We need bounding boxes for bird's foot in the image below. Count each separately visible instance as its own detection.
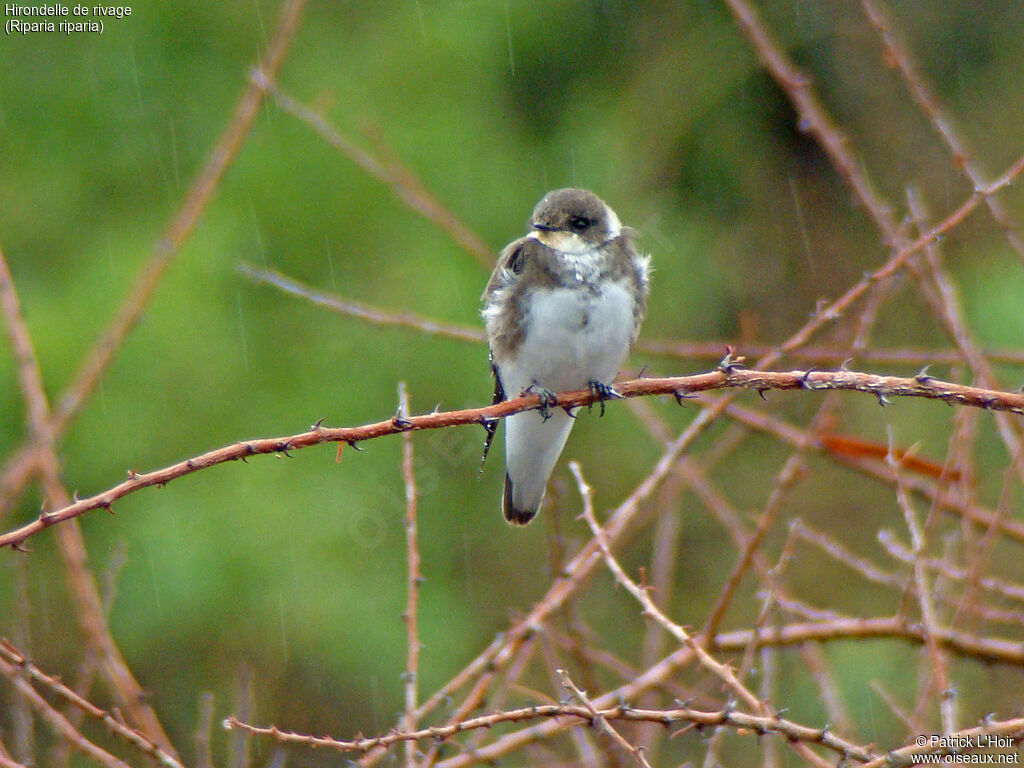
[524,384,559,421]
[588,380,622,417]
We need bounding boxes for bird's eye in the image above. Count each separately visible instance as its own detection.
[569,216,591,231]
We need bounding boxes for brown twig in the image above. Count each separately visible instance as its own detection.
[716,395,1024,546]
[0,0,310,519]
[0,653,134,768]
[374,389,730,767]
[557,668,652,768]
[878,531,1024,605]
[225,701,875,763]
[573,462,838,768]
[239,263,486,343]
[905,189,1024,474]
[0,745,27,768]
[241,259,1024,370]
[398,383,422,768]
[722,0,901,244]
[195,692,216,768]
[887,434,955,734]
[569,462,763,712]
[254,76,494,269]
[4,367,1024,551]
[859,0,1024,265]
[426,614,1024,767]
[0,641,184,768]
[1,245,179,754]
[0,243,52,445]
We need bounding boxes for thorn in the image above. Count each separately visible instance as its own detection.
[800,369,818,389]
[812,298,836,321]
[757,388,769,401]
[674,389,696,405]
[311,417,326,430]
[876,391,892,407]
[11,540,31,553]
[479,416,499,473]
[393,399,413,430]
[338,440,363,462]
[914,365,934,384]
[127,469,139,480]
[717,346,747,373]
[839,358,854,372]
[637,364,649,378]
[72,490,80,502]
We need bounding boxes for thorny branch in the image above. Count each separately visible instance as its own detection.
[398,382,422,768]
[0,641,184,768]
[224,707,1024,766]
[3,366,1023,550]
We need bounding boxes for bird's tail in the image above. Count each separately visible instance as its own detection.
[501,409,574,525]
[502,474,538,525]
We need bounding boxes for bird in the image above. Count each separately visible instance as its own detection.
[482,188,650,525]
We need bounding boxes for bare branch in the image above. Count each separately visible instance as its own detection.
[398,383,421,768]
[242,260,1024,369]
[0,0,310,519]
[4,367,1023,551]
[0,641,184,768]
[570,462,762,712]
[225,702,875,762]
[859,0,1024,265]
[0,652,134,768]
[239,263,486,343]
[557,669,652,768]
[1,246,180,754]
[887,435,955,734]
[253,78,494,269]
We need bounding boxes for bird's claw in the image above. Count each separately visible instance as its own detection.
[588,380,621,417]
[525,384,559,421]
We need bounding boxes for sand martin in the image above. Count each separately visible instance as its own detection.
[482,188,650,525]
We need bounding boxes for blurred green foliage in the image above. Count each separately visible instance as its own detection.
[2,0,1024,764]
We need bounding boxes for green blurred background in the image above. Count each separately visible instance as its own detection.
[2,0,1024,764]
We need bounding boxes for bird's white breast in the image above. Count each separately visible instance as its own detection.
[501,279,636,398]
